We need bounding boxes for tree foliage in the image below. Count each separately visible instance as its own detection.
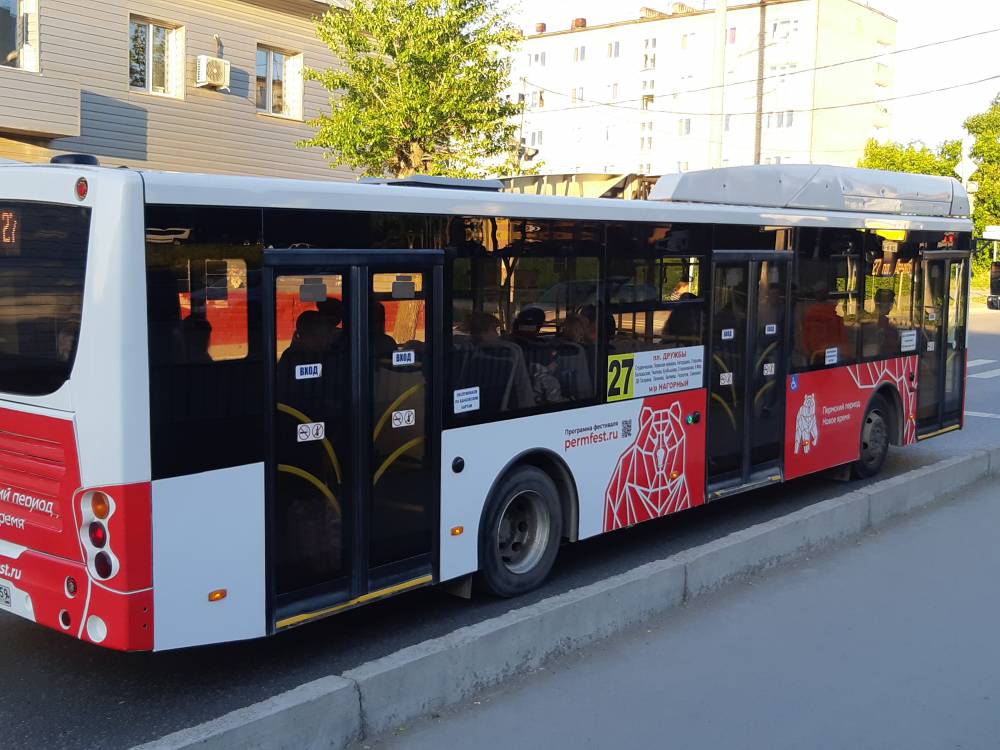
[302,0,522,178]
[965,95,1000,238]
[857,138,962,179]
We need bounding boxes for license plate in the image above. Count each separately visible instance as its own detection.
[0,584,9,609]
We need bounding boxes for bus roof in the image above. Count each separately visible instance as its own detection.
[0,161,974,234]
[650,165,971,220]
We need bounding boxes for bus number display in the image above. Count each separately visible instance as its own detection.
[0,210,19,254]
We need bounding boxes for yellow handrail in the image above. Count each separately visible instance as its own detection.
[277,464,342,516]
[373,437,425,485]
[373,383,425,440]
[277,402,343,484]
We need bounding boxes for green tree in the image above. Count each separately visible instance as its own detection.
[857,138,962,179]
[302,0,522,178]
[965,95,1000,237]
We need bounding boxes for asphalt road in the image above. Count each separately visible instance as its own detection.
[375,476,1000,750]
[2,311,999,750]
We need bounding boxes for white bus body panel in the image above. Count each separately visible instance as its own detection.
[152,463,266,650]
[439,398,693,582]
[0,166,150,486]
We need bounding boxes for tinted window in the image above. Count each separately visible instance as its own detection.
[792,228,861,371]
[145,205,264,479]
[450,217,601,421]
[861,231,918,360]
[0,202,90,396]
[607,223,708,353]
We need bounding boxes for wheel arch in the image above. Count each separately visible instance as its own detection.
[870,383,904,446]
[477,448,580,566]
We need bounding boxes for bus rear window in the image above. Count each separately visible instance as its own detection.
[0,202,91,396]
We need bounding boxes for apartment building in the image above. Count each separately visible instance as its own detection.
[510,0,896,175]
[0,0,351,179]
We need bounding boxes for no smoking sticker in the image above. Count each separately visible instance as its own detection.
[297,422,326,443]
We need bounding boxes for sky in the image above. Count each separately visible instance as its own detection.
[504,0,1000,160]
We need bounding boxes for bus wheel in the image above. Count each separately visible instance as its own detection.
[852,396,890,479]
[477,466,562,598]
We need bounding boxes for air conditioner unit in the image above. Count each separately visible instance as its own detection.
[196,55,231,89]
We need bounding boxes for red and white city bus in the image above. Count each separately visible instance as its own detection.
[0,159,972,650]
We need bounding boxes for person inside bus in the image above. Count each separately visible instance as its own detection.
[872,288,900,353]
[56,321,80,363]
[369,300,397,359]
[661,293,701,347]
[509,307,569,402]
[180,316,213,363]
[463,310,501,344]
[316,297,345,347]
[801,281,847,364]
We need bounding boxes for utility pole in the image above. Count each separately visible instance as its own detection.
[753,0,766,165]
[517,76,527,174]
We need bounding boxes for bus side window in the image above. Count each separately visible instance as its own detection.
[861,235,916,360]
[792,228,861,370]
[606,223,708,355]
[449,217,601,420]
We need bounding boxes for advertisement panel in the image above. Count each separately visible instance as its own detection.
[440,389,707,581]
[784,356,918,480]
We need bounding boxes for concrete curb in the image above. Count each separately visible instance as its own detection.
[133,448,1000,750]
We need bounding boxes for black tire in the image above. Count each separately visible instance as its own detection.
[477,465,562,598]
[852,395,891,479]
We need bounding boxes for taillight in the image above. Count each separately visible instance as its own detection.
[88,522,107,549]
[91,492,110,520]
[79,490,118,581]
[94,552,113,580]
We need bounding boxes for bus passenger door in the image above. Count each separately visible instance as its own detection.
[264,251,442,630]
[916,253,969,437]
[706,253,790,495]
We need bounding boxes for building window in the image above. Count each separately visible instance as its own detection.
[678,118,691,136]
[0,0,33,70]
[643,53,656,70]
[530,130,543,147]
[644,38,656,49]
[641,94,654,110]
[130,17,181,96]
[611,82,619,98]
[607,41,620,58]
[771,19,797,40]
[728,26,736,45]
[677,161,689,172]
[257,46,303,118]
[573,45,586,62]
[725,114,732,131]
[681,33,695,50]
[530,51,546,67]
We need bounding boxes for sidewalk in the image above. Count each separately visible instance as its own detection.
[369,478,1000,750]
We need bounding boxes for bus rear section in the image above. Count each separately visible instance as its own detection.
[0,165,154,650]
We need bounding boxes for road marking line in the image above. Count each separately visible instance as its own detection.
[965,411,1000,420]
[970,368,1000,380]
[967,359,997,369]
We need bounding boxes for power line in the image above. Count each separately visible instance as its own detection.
[517,25,1000,115]
[525,72,1000,117]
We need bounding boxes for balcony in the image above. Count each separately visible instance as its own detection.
[0,66,80,139]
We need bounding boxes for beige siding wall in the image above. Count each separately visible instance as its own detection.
[0,0,353,180]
